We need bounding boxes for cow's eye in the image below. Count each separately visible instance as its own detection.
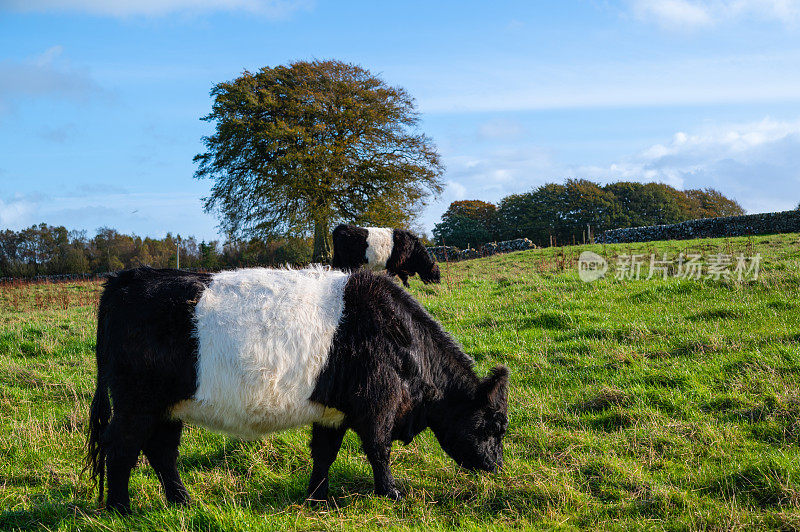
[490,413,507,434]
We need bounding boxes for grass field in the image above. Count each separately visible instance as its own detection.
[2,233,800,530]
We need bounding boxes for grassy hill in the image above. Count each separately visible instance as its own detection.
[2,233,800,530]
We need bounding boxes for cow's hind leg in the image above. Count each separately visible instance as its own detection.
[307,423,347,502]
[103,413,155,514]
[143,419,190,506]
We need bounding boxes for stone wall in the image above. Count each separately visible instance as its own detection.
[597,210,800,244]
[427,238,538,263]
[426,245,461,262]
[483,238,538,255]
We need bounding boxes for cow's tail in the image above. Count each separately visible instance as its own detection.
[83,306,112,508]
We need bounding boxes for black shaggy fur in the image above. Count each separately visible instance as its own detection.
[85,267,507,514]
[331,224,369,269]
[86,267,210,513]
[309,270,508,500]
[331,224,441,287]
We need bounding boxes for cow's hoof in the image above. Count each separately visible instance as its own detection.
[305,496,329,507]
[105,502,132,516]
[168,495,192,507]
[379,487,403,501]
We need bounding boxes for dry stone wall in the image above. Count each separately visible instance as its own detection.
[597,210,800,244]
[427,238,538,263]
[483,238,538,255]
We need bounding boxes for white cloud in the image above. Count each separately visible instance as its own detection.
[445,180,468,201]
[575,117,800,212]
[0,0,312,17]
[421,147,556,231]
[477,118,525,140]
[0,196,38,227]
[631,0,800,29]
[632,0,713,29]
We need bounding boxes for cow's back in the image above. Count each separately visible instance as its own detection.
[364,227,394,270]
[171,267,348,439]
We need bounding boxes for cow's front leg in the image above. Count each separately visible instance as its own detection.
[307,423,347,502]
[398,272,410,288]
[357,424,402,500]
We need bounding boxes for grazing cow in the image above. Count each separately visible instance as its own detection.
[86,266,508,514]
[331,224,440,287]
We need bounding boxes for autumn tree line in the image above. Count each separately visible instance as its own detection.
[0,225,313,279]
[432,179,745,249]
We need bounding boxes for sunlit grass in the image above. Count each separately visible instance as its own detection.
[2,233,800,530]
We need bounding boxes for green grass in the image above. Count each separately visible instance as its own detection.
[2,233,800,530]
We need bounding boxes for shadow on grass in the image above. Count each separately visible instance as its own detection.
[520,312,574,331]
[178,440,250,474]
[585,410,639,432]
[0,467,386,529]
[0,493,96,531]
[411,477,558,519]
[572,387,631,414]
[685,308,741,321]
[767,300,795,311]
[700,460,800,509]
[1,439,398,530]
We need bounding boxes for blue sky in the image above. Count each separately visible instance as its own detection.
[2,0,800,241]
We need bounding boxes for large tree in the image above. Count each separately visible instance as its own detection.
[194,59,444,262]
[604,182,685,228]
[432,200,499,248]
[497,183,568,245]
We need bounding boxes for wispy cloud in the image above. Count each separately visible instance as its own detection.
[0,188,219,239]
[37,123,76,143]
[415,50,800,113]
[0,0,313,18]
[444,180,467,201]
[630,0,800,30]
[477,118,525,140]
[0,195,39,228]
[420,146,557,231]
[632,0,713,29]
[0,46,105,105]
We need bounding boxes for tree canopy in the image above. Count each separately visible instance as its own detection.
[194,59,444,262]
[431,200,499,248]
[433,180,746,248]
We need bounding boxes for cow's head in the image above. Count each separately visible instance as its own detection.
[430,366,509,472]
[411,242,440,284]
[419,262,440,284]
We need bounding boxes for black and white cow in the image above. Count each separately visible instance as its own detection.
[331,224,440,287]
[86,266,508,514]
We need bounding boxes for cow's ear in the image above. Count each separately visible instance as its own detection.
[479,365,509,406]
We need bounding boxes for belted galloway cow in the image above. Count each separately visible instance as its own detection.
[86,266,508,514]
[331,224,440,287]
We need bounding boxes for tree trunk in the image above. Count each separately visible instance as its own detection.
[312,217,332,264]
